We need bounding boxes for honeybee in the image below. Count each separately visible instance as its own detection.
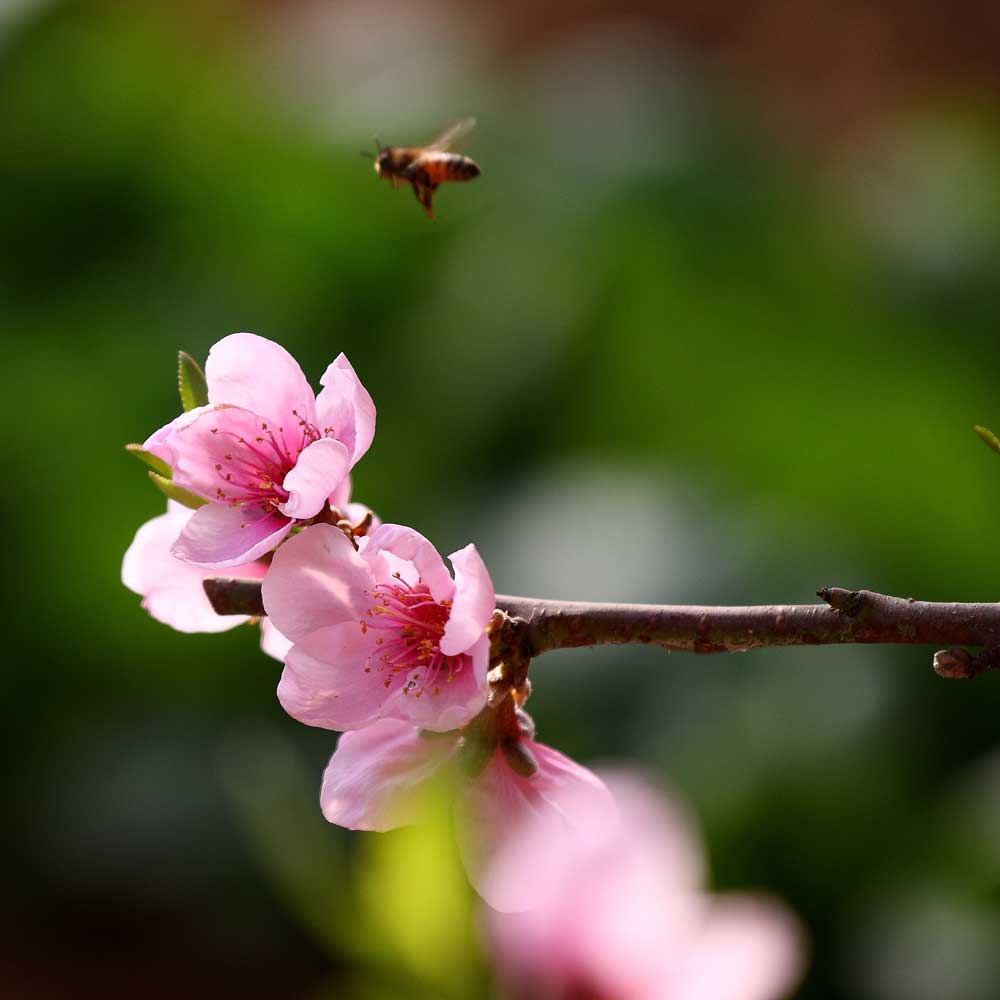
[365,118,481,219]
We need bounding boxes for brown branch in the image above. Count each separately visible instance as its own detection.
[498,587,1000,652]
[203,579,1000,678]
[203,577,265,617]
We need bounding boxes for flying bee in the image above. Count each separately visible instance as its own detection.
[364,118,481,219]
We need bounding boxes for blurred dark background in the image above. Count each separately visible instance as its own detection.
[5,0,1000,996]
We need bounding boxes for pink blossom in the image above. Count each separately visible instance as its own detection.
[486,773,806,1000]
[262,522,496,732]
[123,484,378,651]
[122,500,268,634]
[318,717,614,911]
[143,333,375,569]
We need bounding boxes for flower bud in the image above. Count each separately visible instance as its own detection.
[501,738,539,778]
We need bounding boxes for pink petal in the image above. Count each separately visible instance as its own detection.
[591,771,708,893]
[396,634,490,732]
[489,835,706,999]
[440,544,496,657]
[279,437,350,520]
[668,896,806,1000]
[141,405,209,468]
[261,523,373,643]
[167,404,277,501]
[277,621,396,731]
[259,619,293,661]
[315,352,377,467]
[363,523,455,603]
[457,741,615,913]
[320,719,459,831]
[171,502,292,569]
[329,473,353,511]
[486,772,800,1000]
[205,332,316,428]
[122,504,246,632]
[123,502,267,632]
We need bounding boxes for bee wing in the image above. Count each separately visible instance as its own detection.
[427,117,476,151]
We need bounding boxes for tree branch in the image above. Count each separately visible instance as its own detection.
[499,587,1000,654]
[204,577,265,617]
[202,579,1000,678]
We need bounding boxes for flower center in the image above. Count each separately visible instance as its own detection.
[361,574,460,698]
[210,410,330,514]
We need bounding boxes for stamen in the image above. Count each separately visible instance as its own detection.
[358,579,463,695]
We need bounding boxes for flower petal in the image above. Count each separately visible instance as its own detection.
[259,619,293,661]
[279,437,351,520]
[262,523,373,643]
[396,634,490,732]
[171,501,292,569]
[486,772,804,1000]
[668,896,806,1000]
[123,501,268,631]
[122,504,246,632]
[363,523,455,603]
[440,544,496,657]
[320,719,459,831]
[205,332,316,427]
[316,353,377,466]
[457,740,615,913]
[277,621,397,731]
[329,473,353,511]
[141,405,210,468]
[166,404,276,501]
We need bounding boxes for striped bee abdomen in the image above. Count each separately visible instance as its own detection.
[420,152,481,185]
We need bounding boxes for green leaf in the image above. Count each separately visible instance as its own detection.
[124,443,172,478]
[178,350,208,411]
[974,425,1000,457]
[148,470,207,509]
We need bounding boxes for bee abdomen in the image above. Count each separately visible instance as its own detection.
[445,154,480,180]
[419,152,480,184]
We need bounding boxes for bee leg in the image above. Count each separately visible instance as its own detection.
[411,182,436,220]
[391,178,399,191]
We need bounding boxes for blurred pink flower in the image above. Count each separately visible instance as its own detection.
[144,333,375,569]
[486,773,806,1000]
[262,522,495,732]
[318,716,613,911]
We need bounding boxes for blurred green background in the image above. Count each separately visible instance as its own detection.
[5,0,1000,996]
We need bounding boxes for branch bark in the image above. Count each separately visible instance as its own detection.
[202,579,1000,677]
[497,588,1000,655]
[204,577,266,617]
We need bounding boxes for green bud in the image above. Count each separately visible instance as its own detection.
[124,443,172,478]
[178,350,208,411]
[974,425,1000,456]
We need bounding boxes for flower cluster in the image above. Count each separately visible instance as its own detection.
[122,333,611,907]
[123,333,805,992]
